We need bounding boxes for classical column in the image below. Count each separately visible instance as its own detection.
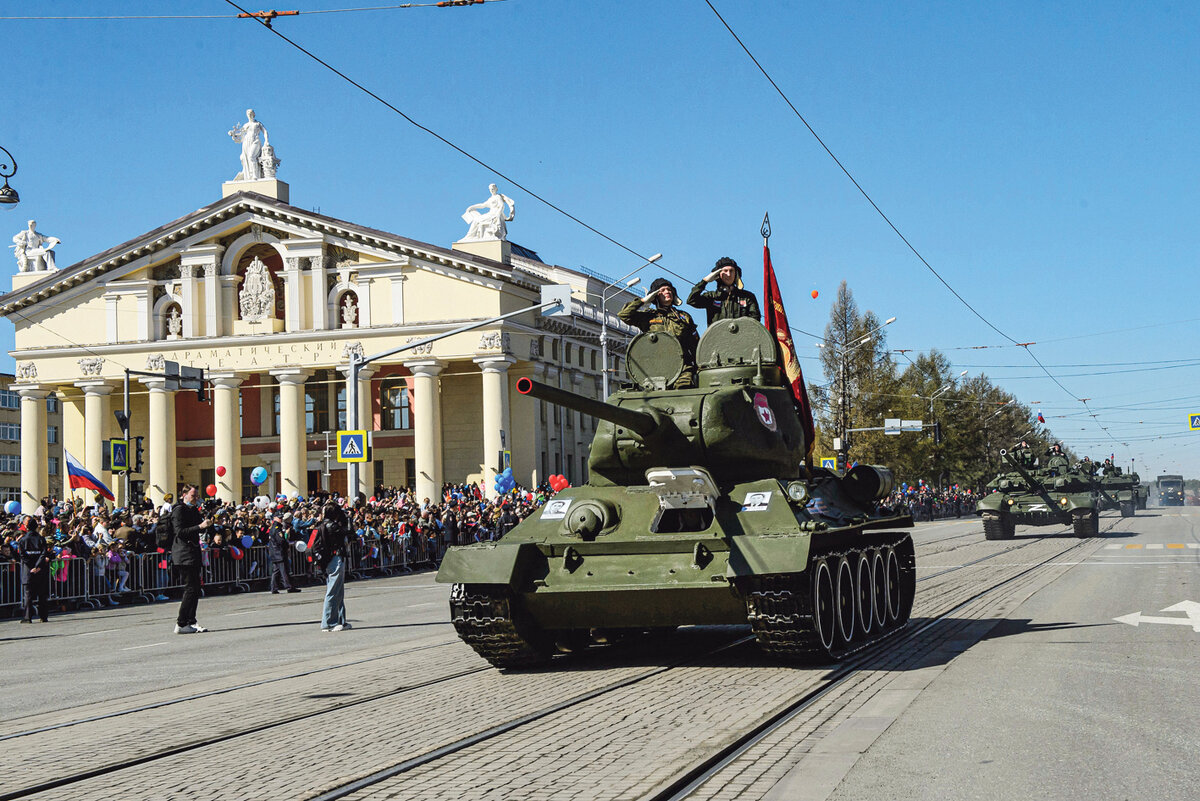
[77,381,113,504]
[15,385,48,513]
[310,253,328,330]
[475,355,515,498]
[141,377,173,506]
[180,264,199,338]
[272,369,311,498]
[405,360,445,503]
[205,264,223,337]
[283,257,303,331]
[210,373,243,502]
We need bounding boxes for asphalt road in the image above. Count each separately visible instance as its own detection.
[830,507,1200,801]
[2,509,1197,801]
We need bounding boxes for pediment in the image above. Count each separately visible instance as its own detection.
[0,191,535,316]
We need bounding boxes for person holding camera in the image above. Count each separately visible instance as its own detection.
[315,502,350,632]
[172,484,211,634]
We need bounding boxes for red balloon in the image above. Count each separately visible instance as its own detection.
[205,484,218,497]
[811,289,819,299]
[369,496,377,503]
[216,466,226,477]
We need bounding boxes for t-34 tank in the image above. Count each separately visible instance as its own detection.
[976,449,1099,539]
[436,318,915,668]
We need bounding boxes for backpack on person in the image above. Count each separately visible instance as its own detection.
[155,504,177,551]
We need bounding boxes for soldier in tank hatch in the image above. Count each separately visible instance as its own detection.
[617,277,699,389]
[687,257,760,325]
[1011,440,1036,469]
[1044,443,1069,474]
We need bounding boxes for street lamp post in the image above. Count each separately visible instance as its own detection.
[0,145,19,207]
[598,253,661,399]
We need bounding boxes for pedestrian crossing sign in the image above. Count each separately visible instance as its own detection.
[820,457,836,469]
[336,430,369,463]
[1190,414,1200,431]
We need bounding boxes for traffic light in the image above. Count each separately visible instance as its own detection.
[133,436,145,473]
[933,421,943,445]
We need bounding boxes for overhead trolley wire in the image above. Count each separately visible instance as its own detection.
[701,1,1126,446]
[0,2,505,21]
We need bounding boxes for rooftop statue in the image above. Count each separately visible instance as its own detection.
[11,219,59,272]
[228,109,270,182]
[461,183,515,242]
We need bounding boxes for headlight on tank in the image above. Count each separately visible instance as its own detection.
[786,481,809,504]
[1059,497,1069,507]
[1006,498,1015,506]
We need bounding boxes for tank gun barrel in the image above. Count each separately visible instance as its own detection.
[516,377,658,436]
[1001,449,1063,513]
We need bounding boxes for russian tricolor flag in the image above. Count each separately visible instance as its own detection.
[1037,411,1045,424]
[64,448,115,501]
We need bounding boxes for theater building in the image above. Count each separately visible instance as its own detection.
[3,162,636,512]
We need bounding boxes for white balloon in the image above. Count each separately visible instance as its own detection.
[293,541,308,553]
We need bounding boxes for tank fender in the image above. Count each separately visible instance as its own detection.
[435,541,542,588]
[726,533,812,579]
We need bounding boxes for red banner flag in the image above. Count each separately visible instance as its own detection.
[763,245,816,459]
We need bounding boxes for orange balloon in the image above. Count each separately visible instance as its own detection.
[811,289,819,299]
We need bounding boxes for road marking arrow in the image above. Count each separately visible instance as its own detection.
[1114,600,1200,632]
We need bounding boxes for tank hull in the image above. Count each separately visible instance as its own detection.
[439,478,915,667]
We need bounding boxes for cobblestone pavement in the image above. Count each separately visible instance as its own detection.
[4,521,1108,801]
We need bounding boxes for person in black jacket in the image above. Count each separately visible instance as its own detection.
[687,256,761,325]
[267,518,299,594]
[171,484,211,634]
[16,523,53,623]
[316,502,350,632]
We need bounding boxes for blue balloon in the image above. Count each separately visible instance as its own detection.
[250,466,268,486]
[241,535,253,548]
[4,500,19,514]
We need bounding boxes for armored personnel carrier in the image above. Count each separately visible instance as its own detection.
[976,449,1100,538]
[437,318,915,668]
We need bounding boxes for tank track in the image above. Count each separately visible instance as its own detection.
[449,583,552,669]
[981,513,1016,540]
[744,533,916,662]
[1072,509,1099,538]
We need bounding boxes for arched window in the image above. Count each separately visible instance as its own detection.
[380,377,411,430]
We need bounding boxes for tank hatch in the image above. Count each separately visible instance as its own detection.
[627,331,684,390]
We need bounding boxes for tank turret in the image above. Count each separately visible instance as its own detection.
[519,319,806,486]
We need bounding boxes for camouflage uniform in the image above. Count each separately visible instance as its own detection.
[617,299,699,389]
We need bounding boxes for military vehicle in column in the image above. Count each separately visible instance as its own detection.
[1156,475,1185,506]
[437,318,916,668]
[975,449,1100,539]
[1095,461,1142,517]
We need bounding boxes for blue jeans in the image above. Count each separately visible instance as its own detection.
[321,554,347,629]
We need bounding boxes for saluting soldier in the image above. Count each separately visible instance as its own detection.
[16,521,52,623]
[1044,443,1070,475]
[618,277,699,389]
[687,257,761,325]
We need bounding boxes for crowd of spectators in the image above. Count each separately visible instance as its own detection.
[0,479,560,610]
[882,483,977,521]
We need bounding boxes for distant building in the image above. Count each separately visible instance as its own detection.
[0,373,64,505]
[1,126,637,512]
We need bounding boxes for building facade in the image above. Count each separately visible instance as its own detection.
[2,172,636,512]
[0,372,64,505]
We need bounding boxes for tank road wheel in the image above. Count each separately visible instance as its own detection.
[854,552,874,638]
[889,538,917,627]
[1073,510,1099,538]
[449,583,552,669]
[812,559,837,653]
[871,549,888,629]
[834,557,857,645]
[983,513,1014,540]
[883,546,902,624]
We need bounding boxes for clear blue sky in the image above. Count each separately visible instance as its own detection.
[6,1,1199,477]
